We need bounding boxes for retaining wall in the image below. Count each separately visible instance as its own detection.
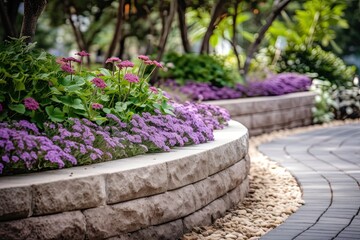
[208,92,316,136]
[0,120,249,240]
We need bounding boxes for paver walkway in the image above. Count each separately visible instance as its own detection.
[258,123,360,240]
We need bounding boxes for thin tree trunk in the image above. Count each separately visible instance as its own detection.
[20,0,47,43]
[243,0,292,76]
[199,0,227,54]
[151,0,177,84]
[106,0,125,62]
[0,0,17,38]
[177,0,191,53]
[232,0,241,71]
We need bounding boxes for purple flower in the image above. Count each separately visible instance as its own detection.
[118,60,134,68]
[124,73,139,83]
[149,86,158,94]
[92,103,103,109]
[105,57,121,63]
[75,50,90,57]
[153,60,163,68]
[138,55,150,61]
[62,57,81,63]
[91,77,107,89]
[144,60,154,65]
[24,97,39,111]
[61,64,75,74]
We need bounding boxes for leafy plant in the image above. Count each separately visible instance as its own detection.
[255,45,356,87]
[160,52,242,87]
[331,86,360,119]
[0,38,172,126]
[0,37,65,126]
[267,0,349,52]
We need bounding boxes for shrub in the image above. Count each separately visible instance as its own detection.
[331,86,360,119]
[257,45,357,87]
[160,52,242,87]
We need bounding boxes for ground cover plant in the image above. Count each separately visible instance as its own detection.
[161,73,311,101]
[0,39,230,175]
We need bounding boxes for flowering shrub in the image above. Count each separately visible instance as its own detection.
[0,102,230,175]
[0,38,171,126]
[161,73,311,101]
[331,86,360,119]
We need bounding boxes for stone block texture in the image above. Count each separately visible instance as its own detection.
[209,92,316,136]
[0,121,249,240]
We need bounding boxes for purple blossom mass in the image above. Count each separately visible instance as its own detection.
[91,77,107,89]
[118,60,134,68]
[161,73,311,101]
[75,50,90,57]
[61,64,75,74]
[24,97,39,111]
[124,73,139,83]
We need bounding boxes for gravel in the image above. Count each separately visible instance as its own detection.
[182,119,360,240]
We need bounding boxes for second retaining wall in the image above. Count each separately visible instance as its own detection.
[208,92,316,136]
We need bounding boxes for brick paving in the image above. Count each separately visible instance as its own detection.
[258,123,360,240]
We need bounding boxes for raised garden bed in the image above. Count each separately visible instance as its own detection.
[0,120,249,240]
[208,92,316,136]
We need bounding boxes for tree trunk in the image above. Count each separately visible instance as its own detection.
[0,0,17,38]
[20,0,47,43]
[243,0,292,76]
[177,0,191,53]
[199,0,227,54]
[231,0,241,71]
[151,0,177,84]
[105,0,125,62]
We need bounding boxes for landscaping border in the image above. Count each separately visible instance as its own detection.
[0,120,249,240]
[208,92,316,136]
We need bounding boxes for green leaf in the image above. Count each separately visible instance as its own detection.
[51,95,85,110]
[103,108,111,114]
[9,104,25,114]
[14,81,25,91]
[115,101,129,112]
[45,106,65,122]
[99,68,112,76]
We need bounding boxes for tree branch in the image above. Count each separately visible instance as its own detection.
[243,0,292,76]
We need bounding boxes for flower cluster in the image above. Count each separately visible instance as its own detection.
[237,73,312,97]
[161,73,311,101]
[0,102,230,175]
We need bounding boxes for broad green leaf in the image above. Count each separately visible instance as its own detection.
[45,106,65,122]
[9,104,25,114]
[99,68,112,76]
[52,95,85,110]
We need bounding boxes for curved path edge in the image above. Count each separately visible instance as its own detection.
[259,123,360,240]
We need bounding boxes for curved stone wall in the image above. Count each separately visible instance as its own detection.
[208,92,316,136]
[0,120,249,240]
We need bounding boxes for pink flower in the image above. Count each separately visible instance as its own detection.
[138,55,149,61]
[24,97,39,111]
[149,86,158,94]
[62,57,81,63]
[153,60,163,68]
[124,73,139,83]
[75,50,90,57]
[144,60,154,65]
[91,78,107,89]
[105,57,121,63]
[61,64,75,74]
[118,60,134,69]
[92,103,103,109]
